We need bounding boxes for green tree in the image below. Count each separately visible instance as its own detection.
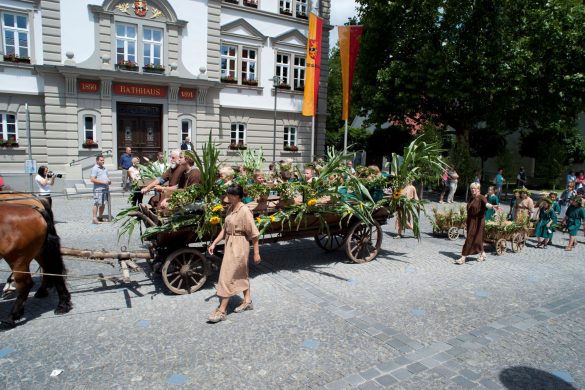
[354,0,585,146]
[469,127,507,178]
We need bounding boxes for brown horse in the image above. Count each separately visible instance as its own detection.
[0,203,72,328]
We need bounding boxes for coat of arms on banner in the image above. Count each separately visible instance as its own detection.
[309,39,318,60]
[134,0,148,17]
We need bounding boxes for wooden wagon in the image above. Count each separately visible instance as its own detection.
[129,204,391,295]
[430,207,467,240]
[484,221,528,255]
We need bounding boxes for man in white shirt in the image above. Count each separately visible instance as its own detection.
[90,155,111,224]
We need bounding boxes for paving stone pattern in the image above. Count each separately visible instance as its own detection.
[0,196,584,389]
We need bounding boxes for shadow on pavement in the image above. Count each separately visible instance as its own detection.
[499,366,576,389]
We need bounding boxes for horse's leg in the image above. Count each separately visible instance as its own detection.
[1,265,34,328]
[33,274,50,298]
[52,276,72,314]
[2,273,16,298]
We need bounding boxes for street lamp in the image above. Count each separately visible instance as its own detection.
[271,75,280,164]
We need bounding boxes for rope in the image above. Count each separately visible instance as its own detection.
[0,268,123,283]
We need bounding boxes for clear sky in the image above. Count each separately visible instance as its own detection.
[328,0,358,50]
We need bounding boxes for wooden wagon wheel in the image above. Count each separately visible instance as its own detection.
[495,238,507,255]
[345,220,382,263]
[314,233,345,251]
[511,232,525,253]
[447,227,460,240]
[161,248,210,295]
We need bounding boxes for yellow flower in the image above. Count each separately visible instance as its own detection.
[392,190,401,200]
[212,204,224,213]
[270,215,276,222]
[209,216,221,225]
[256,217,262,224]
[307,198,317,207]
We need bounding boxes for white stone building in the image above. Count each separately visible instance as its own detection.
[0,0,330,191]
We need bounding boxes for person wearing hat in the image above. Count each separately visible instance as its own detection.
[562,195,585,251]
[514,188,534,224]
[534,197,557,249]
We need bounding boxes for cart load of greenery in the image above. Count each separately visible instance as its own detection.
[429,206,467,232]
[484,210,529,239]
[115,135,445,242]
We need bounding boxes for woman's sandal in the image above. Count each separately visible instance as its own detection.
[208,309,227,323]
[478,254,487,262]
[234,301,253,313]
[454,257,466,265]
[565,246,573,251]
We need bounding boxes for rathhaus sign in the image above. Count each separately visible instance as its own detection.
[112,83,167,97]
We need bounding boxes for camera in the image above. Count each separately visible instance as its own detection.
[47,171,63,178]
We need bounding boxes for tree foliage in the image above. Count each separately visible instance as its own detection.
[354,0,585,144]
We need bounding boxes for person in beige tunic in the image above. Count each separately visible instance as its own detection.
[207,184,261,323]
[395,182,419,238]
[514,189,534,223]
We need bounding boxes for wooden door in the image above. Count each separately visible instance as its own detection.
[117,103,162,164]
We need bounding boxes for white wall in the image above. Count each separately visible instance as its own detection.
[60,0,99,64]
[0,67,43,94]
[174,0,209,76]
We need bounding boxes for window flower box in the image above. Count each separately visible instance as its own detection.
[244,0,258,7]
[294,84,305,92]
[221,76,238,84]
[0,138,19,148]
[3,54,30,63]
[276,83,291,90]
[143,64,165,74]
[82,139,99,149]
[224,0,239,3]
[116,61,139,71]
[242,79,258,86]
[283,144,298,152]
[296,12,308,19]
[229,142,247,150]
[280,8,293,16]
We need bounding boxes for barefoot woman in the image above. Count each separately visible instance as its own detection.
[455,182,496,264]
[207,184,261,323]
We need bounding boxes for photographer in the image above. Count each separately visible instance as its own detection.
[35,165,60,207]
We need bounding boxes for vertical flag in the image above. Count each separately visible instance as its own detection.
[302,12,324,116]
[339,25,364,121]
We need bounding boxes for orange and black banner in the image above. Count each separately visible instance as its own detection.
[339,25,364,121]
[302,12,324,117]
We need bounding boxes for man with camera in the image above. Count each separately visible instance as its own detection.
[35,165,61,207]
[90,154,111,224]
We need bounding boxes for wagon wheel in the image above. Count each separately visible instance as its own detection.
[161,248,210,295]
[511,232,525,253]
[314,233,345,252]
[447,227,460,240]
[345,220,382,263]
[495,238,507,255]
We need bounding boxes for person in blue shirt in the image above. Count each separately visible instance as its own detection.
[119,147,133,192]
[494,168,505,198]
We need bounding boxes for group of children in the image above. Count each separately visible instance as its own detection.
[483,185,585,251]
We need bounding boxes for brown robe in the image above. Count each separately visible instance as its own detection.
[462,195,487,256]
[216,205,260,298]
[148,165,188,207]
[180,167,201,188]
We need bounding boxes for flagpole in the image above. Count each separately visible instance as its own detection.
[311,115,315,162]
[343,119,348,154]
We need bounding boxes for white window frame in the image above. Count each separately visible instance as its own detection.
[84,115,96,142]
[279,0,292,14]
[230,123,246,145]
[0,113,17,142]
[1,11,29,59]
[295,0,308,17]
[276,52,290,86]
[78,110,102,149]
[284,126,296,146]
[116,23,137,64]
[241,47,257,82]
[181,118,192,142]
[143,26,163,66]
[293,55,306,91]
[221,44,238,81]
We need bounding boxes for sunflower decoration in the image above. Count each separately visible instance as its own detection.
[392,189,402,200]
[212,204,224,213]
[269,215,276,222]
[256,217,262,224]
[209,216,221,225]
[306,198,317,207]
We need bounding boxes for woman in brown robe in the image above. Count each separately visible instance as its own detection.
[207,184,261,323]
[455,182,495,264]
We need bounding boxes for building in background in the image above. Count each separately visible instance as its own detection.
[0,0,331,191]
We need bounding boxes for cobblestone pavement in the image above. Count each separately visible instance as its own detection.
[0,194,584,389]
